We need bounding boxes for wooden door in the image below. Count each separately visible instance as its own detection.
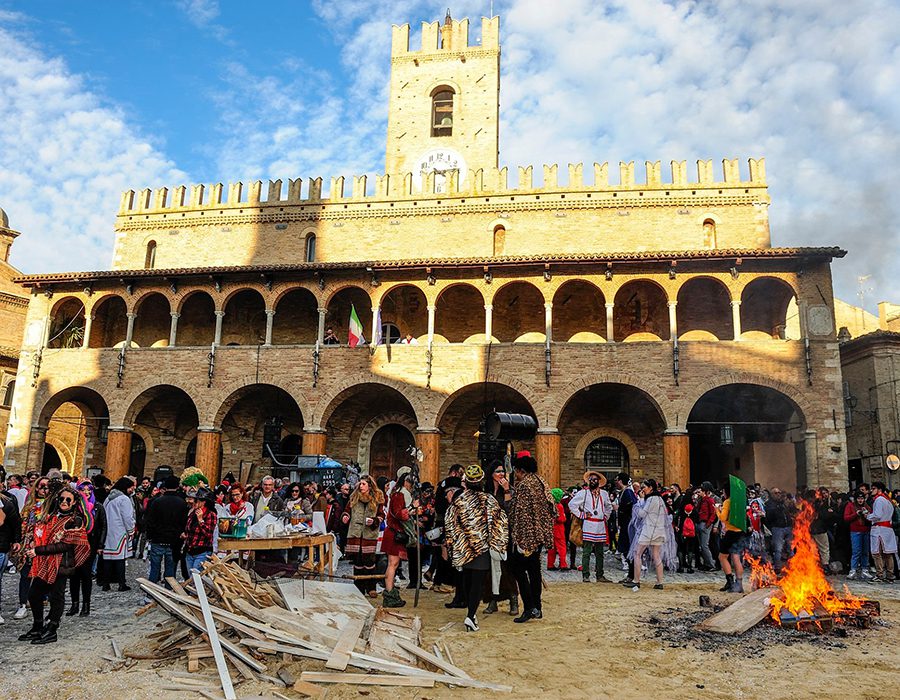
[368,424,414,482]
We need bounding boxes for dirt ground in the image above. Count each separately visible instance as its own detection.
[1,559,897,700]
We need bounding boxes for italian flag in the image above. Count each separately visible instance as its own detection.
[348,303,366,347]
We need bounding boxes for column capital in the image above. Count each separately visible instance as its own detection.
[170,311,181,319]
[303,428,326,435]
[484,304,493,310]
[415,427,440,435]
[536,428,560,435]
[663,429,689,437]
[667,301,678,308]
[215,310,226,317]
[731,299,741,307]
[544,302,553,310]
[265,309,275,316]
[197,426,221,434]
[126,312,137,320]
[426,304,436,311]
[107,425,132,433]
[30,425,49,435]
[317,307,327,314]
[605,302,615,309]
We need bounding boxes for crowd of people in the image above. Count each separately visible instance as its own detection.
[1,460,898,643]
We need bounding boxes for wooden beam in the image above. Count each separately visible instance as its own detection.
[395,638,472,679]
[300,672,435,688]
[192,571,236,700]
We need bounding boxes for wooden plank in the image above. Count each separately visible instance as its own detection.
[325,617,367,671]
[300,672,435,688]
[395,638,472,679]
[291,680,325,698]
[695,586,781,635]
[192,571,236,700]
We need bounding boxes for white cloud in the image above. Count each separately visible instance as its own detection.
[0,20,186,273]
[174,0,229,42]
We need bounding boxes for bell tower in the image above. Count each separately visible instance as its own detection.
[385,12,500,192]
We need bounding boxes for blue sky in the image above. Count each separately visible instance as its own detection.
[0,0,898,312]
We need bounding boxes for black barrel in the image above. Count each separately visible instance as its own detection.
[485,412,537,440]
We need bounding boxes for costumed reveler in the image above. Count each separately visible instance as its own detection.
[626,478,677,591]
[341,475,386,597]
[568,471,613,582]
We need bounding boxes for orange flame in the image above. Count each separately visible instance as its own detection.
[749,501,864,623]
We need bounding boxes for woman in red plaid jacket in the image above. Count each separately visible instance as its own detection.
[183,487,217,574]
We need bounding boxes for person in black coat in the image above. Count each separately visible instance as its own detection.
[143,476,189,585]
[68,482,106,617]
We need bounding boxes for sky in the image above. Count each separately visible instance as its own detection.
[0,0,898,310]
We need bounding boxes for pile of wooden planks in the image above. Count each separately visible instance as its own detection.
[132,559,511,698]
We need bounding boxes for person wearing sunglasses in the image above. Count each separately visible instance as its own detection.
[12,477,50,620]
[18,485,90,644]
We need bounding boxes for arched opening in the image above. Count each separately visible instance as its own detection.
[558,383,665,487]
[177,292,216,346]
[133,293,172,348]
[369,424,415,482]
[279,433,303,461]
[273,288,319,345]
[493,225,506,256]
[435,284,484,343]
[676,277,733,340]
[702,219,716,248]
[41,444,62,474]
[740,278,797,339]
[2,379,15,408]
[431,87,454,137]
[492,281,545,343]
[39,387,111,478]
[322,383,418,476]
[305,234,316,263]
[47,297,86,349]
[325,287,371,346]
[216,384,305,481]
[145,240,157,269]
[127,385,200,477]
[89,296,129,348]
[552,280,606,342]
[129,433,147,478]
[221,289,267,346]
[436,382,537,468]
[379,285,427,343]
[687,383,806,491]
[613,280,669,341]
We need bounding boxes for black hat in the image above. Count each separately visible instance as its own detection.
[113,476,134,492]
[163,475,181,490]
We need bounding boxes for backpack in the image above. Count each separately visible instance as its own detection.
[682,515,696,538]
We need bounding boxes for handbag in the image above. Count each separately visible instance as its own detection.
[569,515,583,546]
[392,526,410,546]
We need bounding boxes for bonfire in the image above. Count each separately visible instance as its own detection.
[749,501,865,624]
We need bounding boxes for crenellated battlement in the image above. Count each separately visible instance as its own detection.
[391,15,499,57]
[117,158,766,215]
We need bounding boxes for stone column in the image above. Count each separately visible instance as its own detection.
[535,430,561,488]
[484,304,493,342]
[663,430,690,488]
[82,314,94,349]
[195,429,222,484]
[544,302,553,342]
[303,430,327,456]
[214,310,225,345]
[416,430,441,486]
[25,426,48,473]
[264,310,275,346]
[427,304,436,344]
[125,312,137,347]
[317,307,327,345]
[371,306,380,345]
[668,301,678,340]
[731,300,742,340]
[804,430,818,489]
[169,312,180,347]
[605,302,615,341]
[105,428,133,481]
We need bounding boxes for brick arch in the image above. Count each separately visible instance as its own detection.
[434,281,486,305]
[221,285,267,311]
[574,427,640,468]
[432,373,542,429]
[86,291,127,318]
[310,376,427,430]
[174,288,219,314]
[673,274,736,302]
[373,281,429,308]
[357,412,418,469]
[546,375,673,431]
[118,381,201,428]
[678,373,811,431]
[35,385,110,429]
[271,282,323,310]
[49,294,88,319]
[738,274,799,300]
[322,283,373,308]
[44,435,73,472]
[132,289,174,315]
[485,278,551,305]
[206,375,312,428]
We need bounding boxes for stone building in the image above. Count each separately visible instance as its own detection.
[5,14,850,491]
[0,210,29,464]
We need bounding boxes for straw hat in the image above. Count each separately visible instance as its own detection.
[583,470,607,487]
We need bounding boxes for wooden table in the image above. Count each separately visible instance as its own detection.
[217,533,334,579]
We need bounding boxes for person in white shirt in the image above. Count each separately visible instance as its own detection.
[6,475,27,512]
[866,481,897,582]
[568,471,613,582]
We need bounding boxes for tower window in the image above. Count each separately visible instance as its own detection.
[305,234,316,262]
[144,240,157,269]
[1,380,14,408]
[431,89,454,137]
